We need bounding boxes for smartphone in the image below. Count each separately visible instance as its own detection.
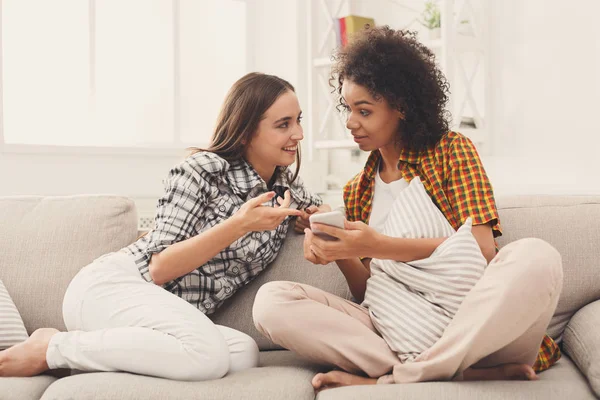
[309,210,345,241]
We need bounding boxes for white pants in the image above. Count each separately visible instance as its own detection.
[46,252,259,381]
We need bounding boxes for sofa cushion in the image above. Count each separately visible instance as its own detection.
[563,299,600,397]
[316,356,597,400]
[0,195,138,333]
[38,353,597,400]
[0,376,57,400]
[495,196,600,341]
[40,351,325,400]
[0,278,28,349]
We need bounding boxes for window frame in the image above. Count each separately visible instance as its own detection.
[0,0,250,156]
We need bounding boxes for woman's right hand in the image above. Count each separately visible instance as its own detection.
[233,191,302,233]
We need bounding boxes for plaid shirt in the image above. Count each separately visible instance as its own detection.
[124,151,322,315]
[343,131,560,373]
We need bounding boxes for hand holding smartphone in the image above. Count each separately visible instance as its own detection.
[309,210,345,241]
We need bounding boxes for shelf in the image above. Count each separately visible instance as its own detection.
[314,139,357,150]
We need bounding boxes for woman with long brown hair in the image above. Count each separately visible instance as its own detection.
[0,72,326,381]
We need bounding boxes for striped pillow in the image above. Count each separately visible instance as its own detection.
[363,177,487,362]
[0,279,29,350]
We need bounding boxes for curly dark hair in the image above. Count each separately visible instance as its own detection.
[331,26,451,153]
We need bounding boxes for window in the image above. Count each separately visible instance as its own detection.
[0,0,247,150]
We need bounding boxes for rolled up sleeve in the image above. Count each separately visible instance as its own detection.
[138,161,209,281]
[446,136,502,237]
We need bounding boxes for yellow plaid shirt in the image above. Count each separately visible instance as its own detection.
[343,131,560,373]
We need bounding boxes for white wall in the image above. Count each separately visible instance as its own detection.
[486,0,600,195]
[0,150,180,202]
[247,0,300,87]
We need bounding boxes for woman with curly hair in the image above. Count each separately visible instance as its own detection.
[253,26,562,390]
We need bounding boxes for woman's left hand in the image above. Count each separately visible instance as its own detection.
[309,220,381,262]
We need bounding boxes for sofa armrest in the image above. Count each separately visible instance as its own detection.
[563,299,600,397]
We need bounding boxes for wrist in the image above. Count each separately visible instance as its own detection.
[335,258,354,272]
[227,213,251,237]
[370,231,389,259]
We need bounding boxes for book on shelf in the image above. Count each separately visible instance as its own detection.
[335,15,375,47]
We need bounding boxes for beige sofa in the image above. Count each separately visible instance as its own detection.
[0,194,599,400]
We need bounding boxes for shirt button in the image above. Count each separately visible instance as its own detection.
[203,301,212,309]
[219,205,226,212]
[225,286,232,294]
[232,267,240,274]
[246,255,253,262]
[253,232,261,239]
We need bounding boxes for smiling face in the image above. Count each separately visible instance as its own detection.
[341,79,403,154]
[244,90,304,181]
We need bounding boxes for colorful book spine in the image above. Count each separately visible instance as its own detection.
[339,17,347,47]
[336,15,375,47]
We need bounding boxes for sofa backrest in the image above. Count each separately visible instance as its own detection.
[494,196,600,340]
[1,194,598,351]
[213,195,600,349]
[211,230,348,350]
[0,195,138,333]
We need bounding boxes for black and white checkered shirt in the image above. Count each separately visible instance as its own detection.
[123,151,322,314]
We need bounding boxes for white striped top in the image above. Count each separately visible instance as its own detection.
[362,177,487,362]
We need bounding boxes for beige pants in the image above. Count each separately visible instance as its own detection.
[252,238,563,383]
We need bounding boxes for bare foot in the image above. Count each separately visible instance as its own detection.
[463,363,538,381]
[0,328,59,377]
[312,370,377,392]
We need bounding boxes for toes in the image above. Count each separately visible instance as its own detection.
[525,366,538,381]
[311,373,324,389]
[312,371,341,389]
[319,371,341,387]
[312,370,377,390]
[506,364,537,381]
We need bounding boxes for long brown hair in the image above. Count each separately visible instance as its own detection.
[189,72,301,183]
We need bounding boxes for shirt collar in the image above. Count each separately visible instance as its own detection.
[227,158,266,195]
[363,148,421,180]
[227,157,293,199]
[399,147,422,165]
